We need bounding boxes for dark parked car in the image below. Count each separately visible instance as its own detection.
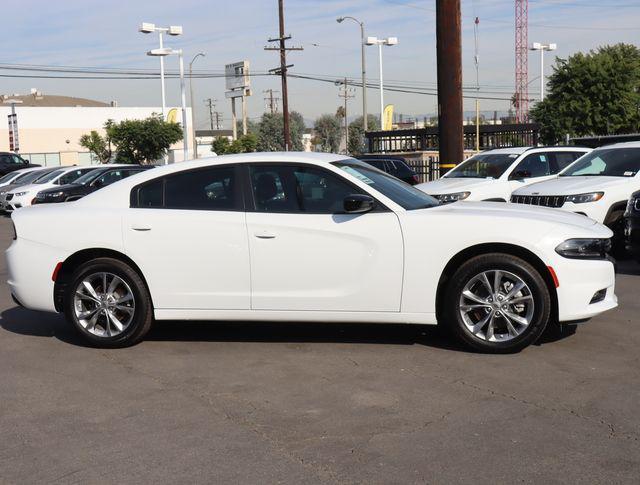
[624,190,640,262]
[33,165,153,204]
[358,155,420,185]
[0,152,40,176]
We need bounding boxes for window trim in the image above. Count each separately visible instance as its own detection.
[130,163,245,212]
[244,161,390,214]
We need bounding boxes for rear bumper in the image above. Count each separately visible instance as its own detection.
[6,237,67,313]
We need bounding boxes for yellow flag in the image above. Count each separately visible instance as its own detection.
[166,108,178,123]
[383,104,394,131]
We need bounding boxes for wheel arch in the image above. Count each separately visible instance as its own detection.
[53,248,151,312]
[435,243,558,324]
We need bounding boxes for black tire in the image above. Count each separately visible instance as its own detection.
[443,253,551,353]
[64,257,153,348]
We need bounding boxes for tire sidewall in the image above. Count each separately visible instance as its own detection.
[445,254,551,353]
[64,258,151,347]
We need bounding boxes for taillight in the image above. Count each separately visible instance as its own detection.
[51,262,63,282]
[412,174,420,184]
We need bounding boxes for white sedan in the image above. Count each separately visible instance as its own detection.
[3,166,99,211]
[6,153,617,353]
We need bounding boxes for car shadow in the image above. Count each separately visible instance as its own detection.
[616,259,640,276]
[0,306,576,352]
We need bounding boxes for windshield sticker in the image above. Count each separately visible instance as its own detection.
[341,166,375,184]
[540,155,547,162]
[509,154,518,158]
[624,171,635,177]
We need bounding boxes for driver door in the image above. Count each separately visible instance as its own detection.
[245,163,404,312]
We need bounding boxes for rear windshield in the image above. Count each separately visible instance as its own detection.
[445,153,519,179]
[15,169,53,184]
[560,148,640,177]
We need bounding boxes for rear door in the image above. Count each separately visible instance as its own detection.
[245,162,404,312]
[123,164,250,310]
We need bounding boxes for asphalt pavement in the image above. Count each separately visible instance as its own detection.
[0,216,638,484]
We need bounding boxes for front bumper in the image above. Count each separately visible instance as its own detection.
[553,255,617,322]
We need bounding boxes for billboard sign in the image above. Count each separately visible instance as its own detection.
[225,61,250,91]
[7,113,19,152]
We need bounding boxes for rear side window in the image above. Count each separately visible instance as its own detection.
[58,169,91,185]
[363,160,386,170]
[511,153,551,179]
[132,165,240,211]
[552,151,586,171]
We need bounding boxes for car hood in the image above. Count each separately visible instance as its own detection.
[38,183,85,195]
[513,176,635,195]
[416,177,497,194]
[7,183,41,194]
[429,201,599,230]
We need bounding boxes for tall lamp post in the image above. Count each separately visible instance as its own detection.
[337,16,367,132]
[148,47,189,162]
[139,23,183,119]
[3,98,23,153]
[189,52,206,159]
[530,42,557,101]
[365,36,398,128]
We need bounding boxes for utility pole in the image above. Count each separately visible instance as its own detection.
[265,0,303,151]
[338,78,355,154]
[263,89,280,114]
[436,0,464,172]
[205,98,217,130]
[474,16,480,152]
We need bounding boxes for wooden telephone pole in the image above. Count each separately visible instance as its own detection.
[265,0,303,151]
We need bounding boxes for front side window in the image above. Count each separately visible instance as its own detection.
[58,169,92,185]
[132,165,239,211]
[511,153,552,179]
[36,169,65,184]
[250,164,357,213]
[94,170,126,188]
[445,152,519,179]
[561,148,640,177]
[553,152,584,171]
[333,159,438,210]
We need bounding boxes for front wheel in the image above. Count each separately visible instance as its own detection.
[64,257,153,348]
[443,253,551,353]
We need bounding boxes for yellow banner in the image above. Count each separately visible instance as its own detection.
[383,104,394,131]
[166,108,178,123]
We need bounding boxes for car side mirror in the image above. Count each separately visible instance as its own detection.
[344,194,375,214]
[511,169,531,180]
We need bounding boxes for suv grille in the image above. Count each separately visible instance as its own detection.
[510,194,566,208]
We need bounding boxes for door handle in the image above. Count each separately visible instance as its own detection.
[254,231,276,239]
[131,225,152,232]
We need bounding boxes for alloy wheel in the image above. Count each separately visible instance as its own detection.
[73,272,135,338]
[458,269,534,342]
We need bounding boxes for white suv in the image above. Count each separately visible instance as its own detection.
[511,142,640,249]
[416,146,591,203]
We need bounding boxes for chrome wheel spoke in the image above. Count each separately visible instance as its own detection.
[503,310,529,328]
[106,310,124,332]
[509,294,533,304]
[462,290,487,305]
[504,281,526,301]
[82,281,101,301]
[486,314,496,341]
[77,307,99,320]
[84,309,101,333]
[470,312,492,335]
[116,293,133,305]
[75,291,99,304]
[480,273,493,294]
[106,274,122,296]
[115,304,134,314]
[461,303,490,311]
[493,270,503,294]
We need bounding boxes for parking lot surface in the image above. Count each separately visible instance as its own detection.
[0,216,639,484]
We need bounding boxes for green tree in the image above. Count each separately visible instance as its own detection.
[212,136,231,154]
[106,114,183,164]
[79,128,112,163]
[256,111,306,151]
[313,114,342,153]
[212,134,258,155]
[530,43,640,144]
[348,114,380,155]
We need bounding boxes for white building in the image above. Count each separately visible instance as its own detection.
[0,93,192,166]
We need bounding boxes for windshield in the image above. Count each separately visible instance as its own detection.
[74,168,107,185]
[333,159,439,210]
[560,148,640,177]
[15,169,52,184]
[0,172,20,183]
[445,153,520,179]
[35,169,65,184]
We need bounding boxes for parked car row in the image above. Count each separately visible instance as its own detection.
[0,164,151,212]
[416,142,640,256]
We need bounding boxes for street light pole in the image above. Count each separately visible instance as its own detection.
[530,42,557,101]
[365,36,398,129]
[148,47,189,162]
[337,16,367,131]
[158,31,166,117]
[189,52,205,159]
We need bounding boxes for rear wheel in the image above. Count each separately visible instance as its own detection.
[64,257,153,347]
[443,253,551,353]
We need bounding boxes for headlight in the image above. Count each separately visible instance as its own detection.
[565,192,604,204]
[436,191,471,203]
[41,191,66,199]
[555,238,611,259]
[13,191,28,197]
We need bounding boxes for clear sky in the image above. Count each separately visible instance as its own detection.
[2,0,639,129]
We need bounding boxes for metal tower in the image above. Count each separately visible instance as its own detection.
[515,0,529,123]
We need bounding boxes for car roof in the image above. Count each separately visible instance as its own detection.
[480,147,531,155]
[593,141,640,150]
